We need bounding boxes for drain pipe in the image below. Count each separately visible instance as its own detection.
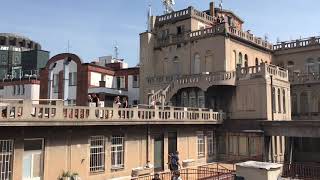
[270,75,274,121]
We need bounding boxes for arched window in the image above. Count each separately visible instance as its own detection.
[306,58,315,73]
[300,92,308,114]
[173,56,181,75]
[244,54,248,67]
[272,87,276,113]
[287,61,294,74]
[283,89,286,114]
[278,89,281,113]
[193,53,201,74]
[255,58,259,66]
[189,90,196,107]
[197,90,205,108]
[238,52,243,67]
[233,50,237,69]
[205,50,213,72]
[292,93,297,114]
[182,91,189,107]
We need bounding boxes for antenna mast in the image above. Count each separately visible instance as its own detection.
[114,43,119,59]
[147,2,152,32]
[219,0,223,10]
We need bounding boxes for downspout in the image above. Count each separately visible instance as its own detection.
[270,75,274,121]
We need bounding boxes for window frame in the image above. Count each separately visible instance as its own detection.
[0,139,14,180]
[197,131,205,158]
[207,131,214,156]
[111,135,125,169]
[89,136,105,173]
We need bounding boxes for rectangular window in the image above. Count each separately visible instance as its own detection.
[21,85,25,95]
[17,85,20,95]
[177,26,184,35]
[250,137,262,156]
[0,55,6,65]
[229,135,239,155]
[239,136,249,156]
[53,74,59,93]
[111,135,124,169]
[89,136,105,173]
[68,72,77,86]
[13,86,16,95]
[0,140,14,180]
[218,134,226,154]
[207,131,214,156]
[23,139,44,180]
[116,77,125,89]
[132,75,139,88]
[197,131,205,158]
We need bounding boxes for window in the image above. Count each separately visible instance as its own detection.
[177,26,184,35]
[53,74,59,93]
[306,58,316,73]
[182,91,188,107]
[69,72,77,86]
[228,136,238,155]
[193,54,201,74]
[111,135,124,168]
[218,134,226,154]
[116,76,125,89]
[197,131,205,158]
[161,29,169,39]
[292,93,298,114]
[0,140,14,180]
[13,86,16,96]
[249,137,261,156]
[272,87,276,113]
[283,89,286,114]
[233,50,237,68]
[255,58,259,66]
[239,136,248,156]
[244,54,248,67]
[17,85,20,95]
[207,131,214,155]
[278,89,281,113]
[21,85,25,95]
[89,136,105,173]
[300,92,308,114]
[132,75,139,88]
[238,53,243,66]
[23,139,44,180]
[197,90,205,108]
[0,55,6,65]
[189,90,196,107]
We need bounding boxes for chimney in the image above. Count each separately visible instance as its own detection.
[210,1,215,17]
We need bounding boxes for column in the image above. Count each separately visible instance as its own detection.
[63,59,70,106]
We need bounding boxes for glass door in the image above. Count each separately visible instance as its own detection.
[154,135,164,172]
[23,139,43,180]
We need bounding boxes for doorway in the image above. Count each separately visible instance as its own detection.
[154,135,164,172]
[23,139,44,180]
[168,132,177,154]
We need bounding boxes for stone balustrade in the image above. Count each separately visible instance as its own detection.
[273,36,320,51]
[148,63,288,104]
[227,26,273,50]
[289,73,320,85]
[0,100,224,125]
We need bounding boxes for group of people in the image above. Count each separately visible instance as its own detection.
[152,151,182,180]
[113,96,128,108]
[88,94,128,108]
[88,94,100,107]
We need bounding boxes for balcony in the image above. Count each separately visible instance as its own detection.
[0,100,224,126]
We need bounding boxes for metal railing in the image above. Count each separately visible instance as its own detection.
[133,165,235,180]
[282,162,320,180]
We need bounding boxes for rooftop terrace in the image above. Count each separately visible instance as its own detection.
[0,100,224,126]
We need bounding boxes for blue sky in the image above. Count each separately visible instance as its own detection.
[1,0,320,66]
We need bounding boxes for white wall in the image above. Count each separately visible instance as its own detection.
[90,72,114,88]
[2,84,39,103]
[128,75,140,105]
[51,59,77,101]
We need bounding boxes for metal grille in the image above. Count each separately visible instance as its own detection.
[111,135,124,168]
[89,136,105,173]
[207,131,214,155]
[0,140,13,180]
[197,132,205,158]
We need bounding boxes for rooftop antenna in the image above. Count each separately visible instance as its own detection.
[219,0,223,10]
[264,33,269,41]
[114,42,119,59]
[162,0,175,14]
[66,40,71,53]
[147,1,152,32]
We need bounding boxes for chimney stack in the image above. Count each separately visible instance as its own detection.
[210,1,215,17]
